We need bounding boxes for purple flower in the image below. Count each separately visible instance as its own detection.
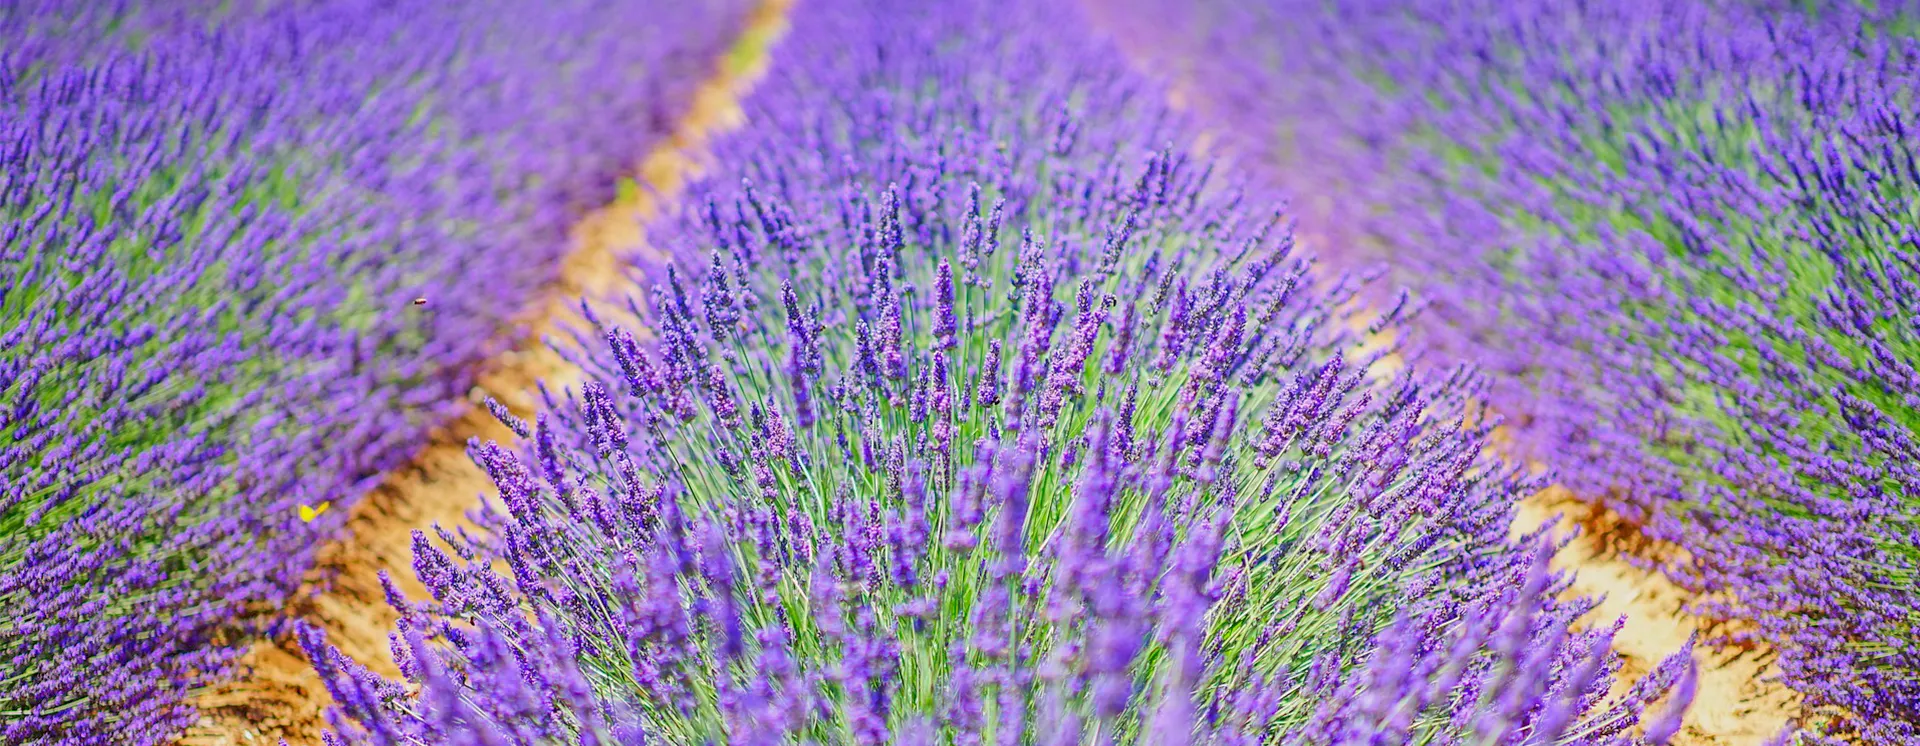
[305,1,1684,743]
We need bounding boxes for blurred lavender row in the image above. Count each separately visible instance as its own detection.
[302,0,1696,743]
[0,0,750,742]
[1105,0,1920,738]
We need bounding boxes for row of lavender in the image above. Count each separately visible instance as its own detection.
[0,1,750,742]
[1104,0,1920,739]
[302,0,1696,743]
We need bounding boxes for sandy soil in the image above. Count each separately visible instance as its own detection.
[173,3,790,743]
[1513,488,1803,745]
[1350,284,1804,744]
[1353,307,1802,744]
[1090,7,1813,737]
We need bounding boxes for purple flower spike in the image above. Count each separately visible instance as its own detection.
[307,1,1684,743]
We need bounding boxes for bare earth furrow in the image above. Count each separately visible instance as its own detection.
[175,3,791,742]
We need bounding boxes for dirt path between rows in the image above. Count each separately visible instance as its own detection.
[174,3,790,743]
[1511,489,1803,745]
[1348,308,1802,745]
[1339,268,1802,743]
[1087,7,1809,737]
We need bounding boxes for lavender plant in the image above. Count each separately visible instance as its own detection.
[306,2,1689,743]
[1105,0,1920,738]
[0,1,749,742]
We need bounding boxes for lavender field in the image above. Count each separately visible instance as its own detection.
[1,0,1912,744]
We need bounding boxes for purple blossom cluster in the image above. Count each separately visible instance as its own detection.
[306,1,1693,743]
[0,1,748,742]
[1104,0,1920,738]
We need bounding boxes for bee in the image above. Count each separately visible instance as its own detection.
[298,501,332,522]
[412,298,428,306]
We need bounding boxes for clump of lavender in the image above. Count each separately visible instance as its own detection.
[1107,0,1920,738]
[306,1,1688,743]
[0,1,749,742]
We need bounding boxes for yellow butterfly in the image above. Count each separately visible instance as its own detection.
[298,501,332,522]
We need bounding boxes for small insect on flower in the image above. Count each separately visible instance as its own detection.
[412,298,427,306]
[298,502,332,522]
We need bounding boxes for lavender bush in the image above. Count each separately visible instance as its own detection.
[0,1,750,742]
[1104,0,1920,739]
[305,1,1692,743]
